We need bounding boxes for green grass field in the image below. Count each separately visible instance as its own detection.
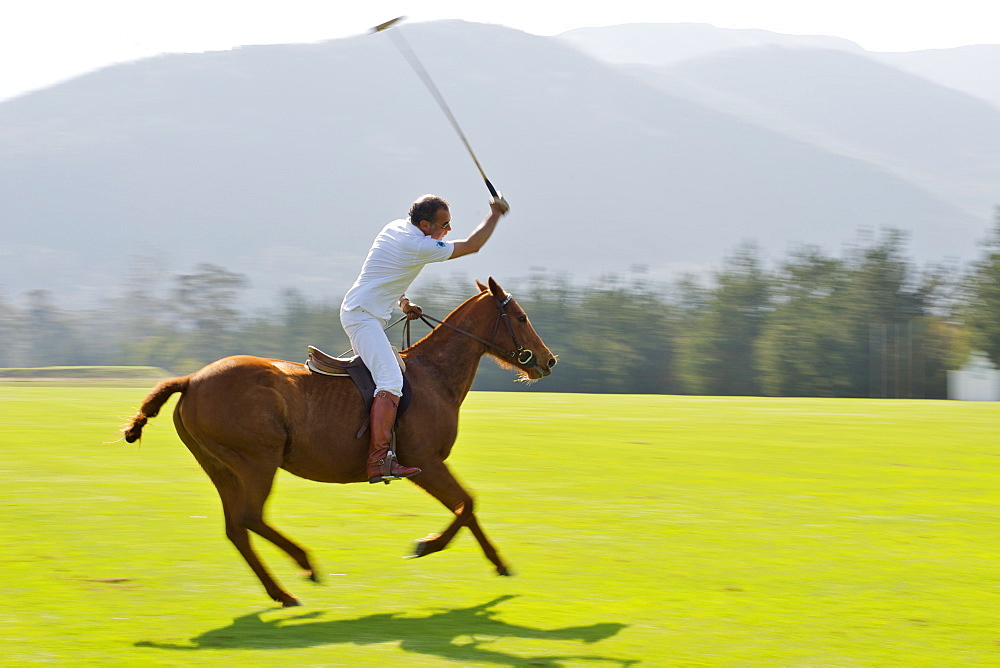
[1,384,998,666]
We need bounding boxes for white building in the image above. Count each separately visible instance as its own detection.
[948,352,1000,401]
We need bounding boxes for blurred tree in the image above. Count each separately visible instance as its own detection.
[756,247,853,396]
[676,243,771,395]
[171,263,247,369]
[842,230,926,397]
[911,261,968,398]
[0,236,975,395]
[576,274,678,394]
[237,288,347,362]
[22,290,81,367]
[461,270,680,394]
[962,210,1000,366]
[0,289,22,366]
[756,231,951,398]
[119,256,173,345]
[86,255,184,369]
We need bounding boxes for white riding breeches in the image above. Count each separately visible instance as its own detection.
[339,307,403,397]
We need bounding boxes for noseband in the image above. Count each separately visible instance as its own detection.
[405,293,539,370]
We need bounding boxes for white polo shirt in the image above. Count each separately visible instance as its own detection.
[341,218,455,321]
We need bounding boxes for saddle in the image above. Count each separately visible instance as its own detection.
[305,346,412,437]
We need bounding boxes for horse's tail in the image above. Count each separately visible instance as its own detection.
[122,376,191,443]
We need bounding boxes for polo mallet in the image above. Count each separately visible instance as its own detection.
[372,17,503,202]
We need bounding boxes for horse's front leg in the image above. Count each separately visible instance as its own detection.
[406,463,512,576]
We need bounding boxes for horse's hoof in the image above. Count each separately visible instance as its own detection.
[305,571,320,584]
[405,533,440,559]
[410,540,430,559]
[282,597,303,608]
[497,565,515,577]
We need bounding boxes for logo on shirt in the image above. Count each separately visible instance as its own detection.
[436,241,446,247]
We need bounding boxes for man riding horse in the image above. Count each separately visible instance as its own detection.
[340,194,510,484]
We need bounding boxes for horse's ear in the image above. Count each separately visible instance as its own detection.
[487,277,505,299]
[476,280,488,292]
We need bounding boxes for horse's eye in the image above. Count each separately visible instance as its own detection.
[517,316,527,323]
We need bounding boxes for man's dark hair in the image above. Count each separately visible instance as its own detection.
[409,195,449,226]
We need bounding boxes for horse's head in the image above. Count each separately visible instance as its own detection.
[476,277,557,382]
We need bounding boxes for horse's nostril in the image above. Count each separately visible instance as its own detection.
[547,358,557,368]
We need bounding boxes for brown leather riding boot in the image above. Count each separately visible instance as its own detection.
[367,390,421,484]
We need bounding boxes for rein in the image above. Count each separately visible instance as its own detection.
[399,294,538,369]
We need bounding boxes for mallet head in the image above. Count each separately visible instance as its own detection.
[372,16,406,33]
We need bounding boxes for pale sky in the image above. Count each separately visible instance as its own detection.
[2,0,998,102]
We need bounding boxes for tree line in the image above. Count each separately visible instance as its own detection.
[2,217,998,398]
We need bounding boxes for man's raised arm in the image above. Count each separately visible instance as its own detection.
[450,198,509,259]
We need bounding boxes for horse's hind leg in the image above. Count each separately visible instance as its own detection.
[232,463,319,581]
[408,464,511,576]
[196,455,304,607]
[179,428,315,607]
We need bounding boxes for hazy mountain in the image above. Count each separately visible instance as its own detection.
[876,45,1000,111]
[641,47,1000,217]
[558,23,1000,111]
[558,22,864,66]
[560,22,1000,222]
[0,21,994,308]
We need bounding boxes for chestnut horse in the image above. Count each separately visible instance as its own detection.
[122,278,556,607]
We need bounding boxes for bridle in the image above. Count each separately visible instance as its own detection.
[399,293,539,369]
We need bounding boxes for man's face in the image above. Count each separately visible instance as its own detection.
[422,207,452,241]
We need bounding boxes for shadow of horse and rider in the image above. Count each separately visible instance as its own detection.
[137,595,636,666]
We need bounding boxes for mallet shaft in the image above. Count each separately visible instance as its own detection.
[374,18,500,199]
